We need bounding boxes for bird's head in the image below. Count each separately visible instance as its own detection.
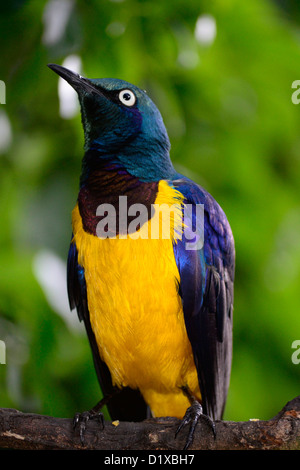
[48,64,174,181]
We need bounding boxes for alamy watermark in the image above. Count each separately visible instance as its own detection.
[95,197,204,251]
[291,340,300,364]
[0,80,5,104]
[0,340,6,364]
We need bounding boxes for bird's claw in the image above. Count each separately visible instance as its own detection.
[73,410,104,445]
[175,401,216,450]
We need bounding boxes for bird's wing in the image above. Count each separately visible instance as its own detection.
[67,237,148,421]
[172,178,235,420]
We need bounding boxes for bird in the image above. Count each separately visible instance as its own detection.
[48,63,235,449]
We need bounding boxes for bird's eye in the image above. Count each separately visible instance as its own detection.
[118,89,136,107]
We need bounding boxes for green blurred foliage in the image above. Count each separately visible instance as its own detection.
[0,0,300,423]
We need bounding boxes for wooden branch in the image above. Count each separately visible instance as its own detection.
[0,396,300,450]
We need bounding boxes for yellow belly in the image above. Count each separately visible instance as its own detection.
[72,180,200,418]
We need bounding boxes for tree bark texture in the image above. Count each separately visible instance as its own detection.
[0,396,300,450]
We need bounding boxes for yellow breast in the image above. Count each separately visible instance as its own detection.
[72,180,200,417]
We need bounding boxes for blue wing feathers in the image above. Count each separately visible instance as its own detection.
[172,176,235,420]
[67,236,80,312]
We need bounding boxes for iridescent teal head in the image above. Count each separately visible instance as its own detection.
[48,64,175,182]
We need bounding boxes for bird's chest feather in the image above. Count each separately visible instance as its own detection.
[72,180,198,394]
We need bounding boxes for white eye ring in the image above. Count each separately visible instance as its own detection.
[119,89,136,107]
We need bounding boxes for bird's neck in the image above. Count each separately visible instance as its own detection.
[81,141,176,184]
[78,153,159,236]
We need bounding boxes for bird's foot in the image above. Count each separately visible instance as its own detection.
[73,409,104,445]
[175,400,216,450]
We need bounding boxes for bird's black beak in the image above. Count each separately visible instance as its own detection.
[48,63,101,96]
